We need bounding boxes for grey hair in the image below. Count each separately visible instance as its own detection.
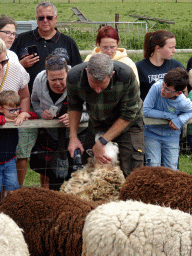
[36,1,57,16]
[45,54,67,72]
[0,38,7,54]
[87,54,113,82]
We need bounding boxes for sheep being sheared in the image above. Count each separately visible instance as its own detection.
[82,200,192,256]
[60,134,125,202]
[0,212,30,256]
[119,166,192,214]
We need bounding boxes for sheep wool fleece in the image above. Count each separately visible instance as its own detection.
[60,157,125,202]
[0,187,96,256]
[82,200,192,256]
[119,166,192,214]
[0,212,30,256]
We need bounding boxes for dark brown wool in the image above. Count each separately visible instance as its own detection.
[0,187,96,256]
[119,166,192,214]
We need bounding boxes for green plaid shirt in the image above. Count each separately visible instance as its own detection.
[67,61,143,133]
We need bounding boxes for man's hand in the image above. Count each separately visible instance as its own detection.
[68,137,84,158]
[20,54,39,68]
[58,113,69,127]
[93,140,112,165]
[169,120,179,130]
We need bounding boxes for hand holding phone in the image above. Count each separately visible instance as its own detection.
[27,45,38,56]
[49,105,58,118]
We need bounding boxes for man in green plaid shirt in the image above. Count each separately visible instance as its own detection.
[67,54,144,177]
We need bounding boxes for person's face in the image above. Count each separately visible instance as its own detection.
[87,73,111,94]
[0,104,20,120]
[158,38,176,60]
[36,6,57,34]
[0,51,8,72]
[99,38,118,59]
[47,69,67,94]
[161,81,179,99]
[0,24,17,49]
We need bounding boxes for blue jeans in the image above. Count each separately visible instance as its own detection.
[0,158,19,192]
[144,136,180,170]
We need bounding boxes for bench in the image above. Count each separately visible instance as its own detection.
[129,14,175,29]
[68,7,91,22]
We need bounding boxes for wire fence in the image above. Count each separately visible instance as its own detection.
[1,118,192,191]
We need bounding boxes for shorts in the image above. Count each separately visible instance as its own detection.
[0,158,19,192]
[16,128,38,159]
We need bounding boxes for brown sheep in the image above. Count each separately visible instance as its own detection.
[0,187,96,256]
[119,166,192,214]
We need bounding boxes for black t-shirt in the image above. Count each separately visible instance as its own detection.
[136,58,184,100]
[11,28,82,94]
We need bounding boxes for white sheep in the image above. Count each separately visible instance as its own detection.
[60,136,125,202]
[0,212,30,256]
[82,200,192,256]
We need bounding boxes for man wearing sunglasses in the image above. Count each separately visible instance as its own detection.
[11,1,82,95]
[143,67,192,170]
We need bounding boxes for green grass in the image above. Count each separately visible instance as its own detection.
[23,164,40,187]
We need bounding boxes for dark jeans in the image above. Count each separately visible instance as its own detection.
[82,118,144,178]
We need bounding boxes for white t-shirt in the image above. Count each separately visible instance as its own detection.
[1,61,30,92]
[7,49,19,63]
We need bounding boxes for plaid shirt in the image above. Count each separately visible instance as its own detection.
[67,61,143,133]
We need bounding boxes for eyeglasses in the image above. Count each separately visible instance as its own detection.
[37,16,55,21]
[46,58,67,66]
[1,106,22,114]
[0,31,18,38]
[100,46,117,50]
[0,58,9,67]
[162,83,178,93]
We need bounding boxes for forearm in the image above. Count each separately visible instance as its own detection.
[102,118,130,142]
[68,110,82,138]
[20,97,30,112]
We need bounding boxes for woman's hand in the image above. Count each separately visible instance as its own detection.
[42,109,53,120]
[58,113,70,127]
[14,112,31,126]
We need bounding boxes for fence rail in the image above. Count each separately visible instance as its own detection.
[1,117,192,129]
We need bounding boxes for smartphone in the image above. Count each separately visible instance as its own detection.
[27,45,38,55]
[49,105,58,118]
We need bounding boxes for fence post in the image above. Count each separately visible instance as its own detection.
[115,13,119,33]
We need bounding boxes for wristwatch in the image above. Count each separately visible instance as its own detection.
[99,136,107,145]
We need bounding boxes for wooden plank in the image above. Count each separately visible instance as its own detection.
[129,14,175,24]
[1,118,192,129]
[0,119,88,129]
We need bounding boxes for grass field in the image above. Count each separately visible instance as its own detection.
[0,0,192,29]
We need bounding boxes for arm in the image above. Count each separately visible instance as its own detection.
[93,118,130,165]
[68,110,84,158]
[143,82,177,120]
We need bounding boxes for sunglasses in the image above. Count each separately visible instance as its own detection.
[37,16,55,21]
[1,106,22,114]
[0,30,18,38]
[0,58,9,67]
[46,58,67,66]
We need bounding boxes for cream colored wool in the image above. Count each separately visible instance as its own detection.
[82,200,192,256]
[0,212,30,256]
[60,141,125,201]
